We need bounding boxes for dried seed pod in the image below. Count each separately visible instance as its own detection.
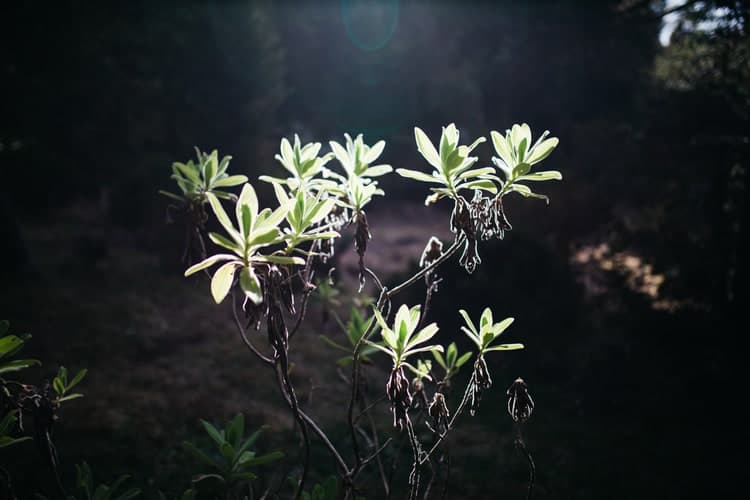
[419,236,443,285]
[507,377,534,423]
[470,355,493,415]
[411,376,429,410]
[459,237,481,274]
[493,196,512,240]
[354,210,371,290]
[386,366,412,430]
[428,392,450,434]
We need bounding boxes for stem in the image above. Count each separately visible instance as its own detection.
[275,362,310,500]
[418,375,475,465]
[387,236,465,299]
[230,291,350,476]
[231,291,273,365]
[406,417,421,500]
[515,423,535,500]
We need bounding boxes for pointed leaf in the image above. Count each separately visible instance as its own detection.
[484,343,525,352]
[239,267,263,305]
[527,137,559,165]
[210,262,240,304]
[414,127,441,169]
[184,254,239,276]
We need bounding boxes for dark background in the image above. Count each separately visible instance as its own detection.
[1,1,748,499]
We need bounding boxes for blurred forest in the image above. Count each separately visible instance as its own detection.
[1,0,748,499]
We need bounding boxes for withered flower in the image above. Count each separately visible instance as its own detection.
[506,377,534,423]
[354,210,371,290]
[470,355,492,416]
[428,392,450,434]
[387,366,412,430]
[420,236,444,286]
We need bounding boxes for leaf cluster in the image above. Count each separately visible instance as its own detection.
[52,365,88,404]
[161,148,248,203]
[320,307,381,366]
[432,342,472,380]
[459,308,524,355]
[64,462,140,500]
[397,124,492,205]
[182,415,283,489]
[367,304,443,369]
[491,123,562,203]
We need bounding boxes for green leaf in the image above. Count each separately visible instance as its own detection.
[363,340,394,357]
[173,162,201,185]
[407,323,439,350]
[0,320,9,336]
[206,193,242,244]
[68,368,88,390]
[230,471,257,481]
[220,441,235,462]
[114,488,141,500]
[414,127,441,169]
[201,420,225,448]
[57,393,84,403]
[363,164,392,177]
[159,189,185,202]
[446,343,457,367]
[492,317,515,336]
[457,179,497,193]
[226,414,245,448]
[184,254,239,277]
[490,131,514,168]
[432,350,446,369]
[484,343,524,352]
[192,473,225,484]
[396,168,445,184]
[0,359,41,374]
[526,137,559,165]
[208,232,242,254]
[0,435,31,449]
[461,326,482,348]
[0,411,17,434]
[204,153,217,185]
[456,351,473,368]
[236,184,259,227]
[458,310,478,337]
[53,377,65,396]
[239,267,263,305]
[239,450,284,467]
[0,335,24,358]
[507,184,550,204]
[247,226,281,248]
[512,163,531,177]
[254,255,304,266]
[329,141,351,170]
[183,441,221,469]
[212,175,248,188]
[364,140,386,164]
[319,335,350,353]
[516,171,563,182]
[210,262,240,304]
[402,344,443,358]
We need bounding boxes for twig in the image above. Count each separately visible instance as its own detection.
[418,376,475,465]
[231,291,273,365]
[387,236,465,299]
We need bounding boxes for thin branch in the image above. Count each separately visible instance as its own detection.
[354,394,387,425]
[275,362,310,500]
[387,236,465,299]
[418,376,475,465]
[361,438,393,468]
[231,291,273,365]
